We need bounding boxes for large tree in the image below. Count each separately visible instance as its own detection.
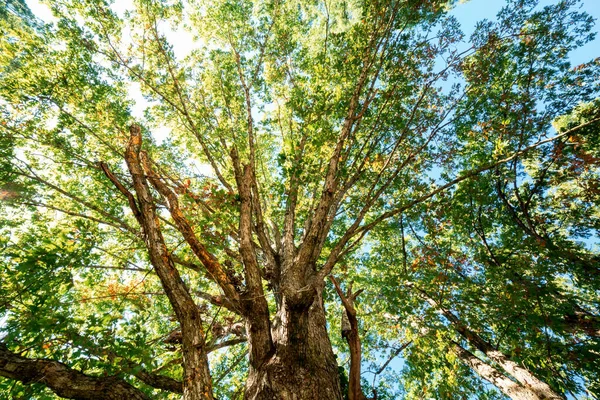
[1,0,599,399]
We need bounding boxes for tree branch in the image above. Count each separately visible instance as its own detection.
[318,117,600,281]
[139,151,242,309]
[120,124,215,399]
[0,344,148,400]
[330,276,367,400]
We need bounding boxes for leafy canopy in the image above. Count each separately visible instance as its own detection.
[1,0,599,398]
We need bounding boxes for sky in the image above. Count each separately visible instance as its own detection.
[452,0,600,65]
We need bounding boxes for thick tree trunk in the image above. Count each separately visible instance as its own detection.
[244,290,343,400]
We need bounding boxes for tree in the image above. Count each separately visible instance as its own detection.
[0,0,599,398]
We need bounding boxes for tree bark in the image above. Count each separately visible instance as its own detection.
[330,276,367,400]
[103,127,347,400]
[104,125,215,400]
[244,287,343,400]
[414,286,564,400]
[452,341,541,400]
[449,319,563,400]
[0,344,148,400]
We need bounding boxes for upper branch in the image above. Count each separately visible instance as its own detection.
[138,150,242,308]
[296,18,390,269]
[317,117,600,280]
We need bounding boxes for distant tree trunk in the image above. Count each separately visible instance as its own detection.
[449,320,563,400]
[415,286,564,400]
[452,341,541,400]
[244,287,343,400]
[446,311,563,400]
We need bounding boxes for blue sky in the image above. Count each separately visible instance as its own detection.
[452,0,600,65]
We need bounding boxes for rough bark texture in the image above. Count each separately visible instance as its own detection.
[244,289,343,400]
[104,125,214,400]
[452,342,541,400]
[127,128,214,400]
[235,162,275,369]
[0,344,148,400]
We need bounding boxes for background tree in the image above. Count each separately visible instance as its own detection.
[1,0,599,399]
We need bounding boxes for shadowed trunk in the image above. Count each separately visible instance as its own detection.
[244,288,343,400]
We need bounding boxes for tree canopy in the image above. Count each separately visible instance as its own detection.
[0,0,599,399]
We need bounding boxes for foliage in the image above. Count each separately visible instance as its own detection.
[0,0,599,398]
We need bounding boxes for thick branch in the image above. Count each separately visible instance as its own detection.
[99,161,143,223]
[0,344,148,400]
[232,162,274,366]
[121,124,214,400]
[134,368,182,394]
[139,152,242,309]
[235,164,264,295]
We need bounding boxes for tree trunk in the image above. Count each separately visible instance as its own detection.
[416,286,564,400]
[446,316,563,400]
[244,289,343,400]
[482,348,563,400]
[452,341,541,400]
